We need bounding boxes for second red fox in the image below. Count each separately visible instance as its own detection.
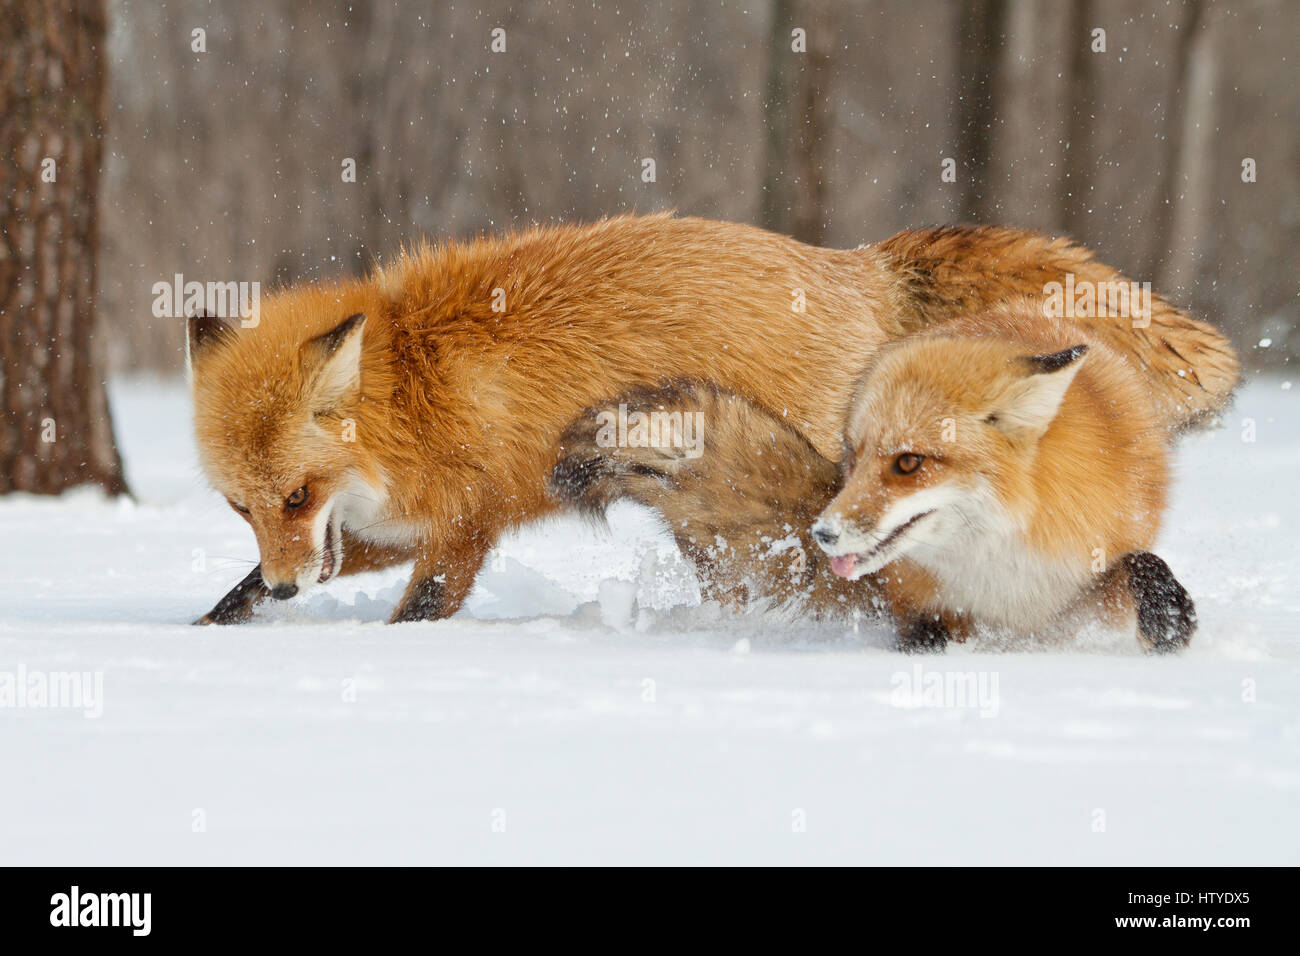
[553,301,1204,651]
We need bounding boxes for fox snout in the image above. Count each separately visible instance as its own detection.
[259,558,311,599]
[811,512,865,552]
[811,518,840,547]
[811,511,873,580]
[253,513,344,599]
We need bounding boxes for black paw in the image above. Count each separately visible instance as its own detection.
[897,616,948,653]
[1122,552,1197,652]
[390,577,446,623]
[194,566,268,625]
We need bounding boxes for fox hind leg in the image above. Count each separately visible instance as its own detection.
[550,381,856,615]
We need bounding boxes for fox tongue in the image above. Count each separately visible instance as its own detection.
[829,554,857,579]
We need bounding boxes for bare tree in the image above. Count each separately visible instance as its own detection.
[0,0,127,495]
[1162,4,1219,303]
[953,0,1008,223]
[1058,0,1097,236]
[759,0,832,244]
[1141,0,1206,286]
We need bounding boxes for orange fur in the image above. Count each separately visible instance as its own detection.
[820,305,1194,650]
[876,226,1240,430]
[549,380,878,615]
[188,214,1235,624]
[837,309,1167,573]
[554,303,1202,650]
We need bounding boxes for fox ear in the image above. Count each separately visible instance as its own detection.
[186,311,236,373]
[302,313,366,413]
[988,344,1088,440]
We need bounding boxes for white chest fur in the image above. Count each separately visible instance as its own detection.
[334,475,422,548]
[909,488,1092,633]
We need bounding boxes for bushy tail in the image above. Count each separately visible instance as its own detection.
[549,381,874,615]
[874,226,1241,432]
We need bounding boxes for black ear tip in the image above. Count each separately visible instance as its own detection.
[1027,343,1088,374]
[313,312,367,354]
[187,312,236,354]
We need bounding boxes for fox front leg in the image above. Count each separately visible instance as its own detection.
[194,565,269,625]
[893,609,971,652]
[896,615,948,653]
[389,532,491,624]
[1121,551,1197,652]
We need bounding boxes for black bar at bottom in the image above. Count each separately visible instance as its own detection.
[0,866,1283,943]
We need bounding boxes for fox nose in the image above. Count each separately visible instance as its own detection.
[811,520,839,547]
[269,583,299,600]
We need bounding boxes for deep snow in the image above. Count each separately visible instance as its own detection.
[0,376,1296,865]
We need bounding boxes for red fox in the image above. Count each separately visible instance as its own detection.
[552,303,1202,651]
[188,214,1237,625]
[812,305,1197,650]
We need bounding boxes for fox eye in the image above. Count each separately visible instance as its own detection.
[285,486,309,510]
[229,500,250,515]
[893,453,925,475]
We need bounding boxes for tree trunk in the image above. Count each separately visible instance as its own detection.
[1141,0,1206,285]
[953,0,1008,223]
[0,0,127,495]
[1058,0,1097,236]
[759,0,832,245]
[1161,5,1219,303]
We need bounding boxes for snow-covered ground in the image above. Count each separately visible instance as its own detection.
[1,376,1297,865]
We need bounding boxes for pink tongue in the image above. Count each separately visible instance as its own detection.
[829,555,857,578]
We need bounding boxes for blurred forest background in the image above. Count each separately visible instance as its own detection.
[85,0,1300,374]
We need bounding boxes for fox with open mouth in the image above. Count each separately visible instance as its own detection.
[553,301,1204,652]
[810,304,1197,651]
